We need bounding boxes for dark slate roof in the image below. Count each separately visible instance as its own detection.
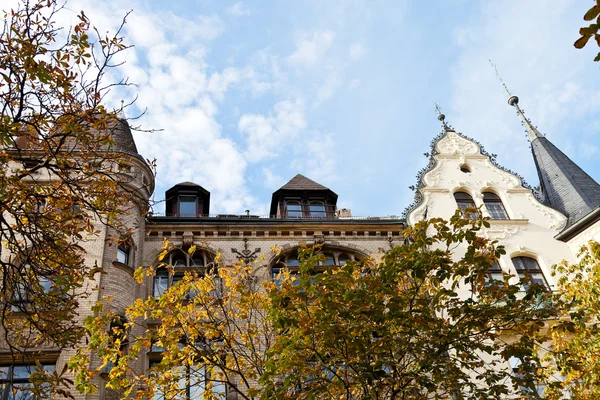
[279,174,330,191]
[269,174,338,216]
[508,95,600,230]
[166,182,210,196]
[108,118,139,155]
[531,136,600,228]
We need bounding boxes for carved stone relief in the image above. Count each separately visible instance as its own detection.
[436,132,479,155]
[481,224,525,241]
[525,193,567,231]
[423,158,446,186]
[500,173,521,188]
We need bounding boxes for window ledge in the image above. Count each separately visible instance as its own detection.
[112,260,134,275]
[487,218,528,225]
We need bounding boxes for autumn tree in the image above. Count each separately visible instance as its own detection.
[532,240,600,399]
[0,0,151,395]
[75,246,274,399]
[80,214,560,399]
[575,1,600,61]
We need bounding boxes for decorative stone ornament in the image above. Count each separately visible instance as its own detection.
[231,238,261,264]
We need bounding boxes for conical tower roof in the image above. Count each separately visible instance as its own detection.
[509,96,600,228]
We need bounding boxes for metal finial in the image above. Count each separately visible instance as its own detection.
[434,103,453,132]
[117,100,125,118]
[489,59,512,96]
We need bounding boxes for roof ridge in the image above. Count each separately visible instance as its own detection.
[279,174,330,191]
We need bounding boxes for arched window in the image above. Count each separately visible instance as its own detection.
[337,253,350,266]
[153,248,217,298]
[308,200,327,217]
[285,200,302,218]
[483,192,509,220]
[511,256,549,290]
[322,254,335,266]
[485,261,504,286]
[453,191,478,219]
[271,249,360,282]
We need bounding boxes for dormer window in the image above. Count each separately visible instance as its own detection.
[179,196,197,217]
[283,199,330,218]
[286,200,303,218]
[270,174,338,218]
[308,200,326,217]
[165,182,210,217]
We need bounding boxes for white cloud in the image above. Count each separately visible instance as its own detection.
[262,168,284,189]
[227,2,251,16]
[348,42,366,60]
[290,131,337,183]
[314,70,343,108]
[287,30,335,68]
[238,99,306,162]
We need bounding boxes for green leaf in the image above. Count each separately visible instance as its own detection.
[594,52,600,61]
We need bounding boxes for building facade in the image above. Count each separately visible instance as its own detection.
[2,95,600,398]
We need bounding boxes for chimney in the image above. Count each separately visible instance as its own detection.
[337,208,352,218]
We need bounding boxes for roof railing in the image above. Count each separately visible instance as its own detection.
[148,212,402,221]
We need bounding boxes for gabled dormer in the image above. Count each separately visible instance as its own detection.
[165,182,210,217]
[270,174,338,218]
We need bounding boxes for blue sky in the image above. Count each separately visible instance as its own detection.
[11,0,600,217]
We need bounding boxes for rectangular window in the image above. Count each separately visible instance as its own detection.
[179,196,197,217]
[285,202,303,218]
[12,274,53,311]
[512,257,549,290]
[117,243,130,265]
[486,202,508,219]
[485,261,504,286]
[153,273,169,298]
[308,202,326,217]
[457,201,478,219]
[149,363,226,399]
[0,364,55,399]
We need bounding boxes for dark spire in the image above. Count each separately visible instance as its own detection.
[508,96,544,142]
[509,95,600,228]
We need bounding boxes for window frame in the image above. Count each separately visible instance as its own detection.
[0,363,56,400]
[284,200,303,218]
[117,242,131,265]
[152,249,219,299]
[484,261,504,287]
[511,256,549,290]
[307,200,327,218]
[453,191,479,219]
[148,358,227,399]
[178,195,198,217]
[271,250,359,281]
[482,192,509,220]
[10,262,55,312]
